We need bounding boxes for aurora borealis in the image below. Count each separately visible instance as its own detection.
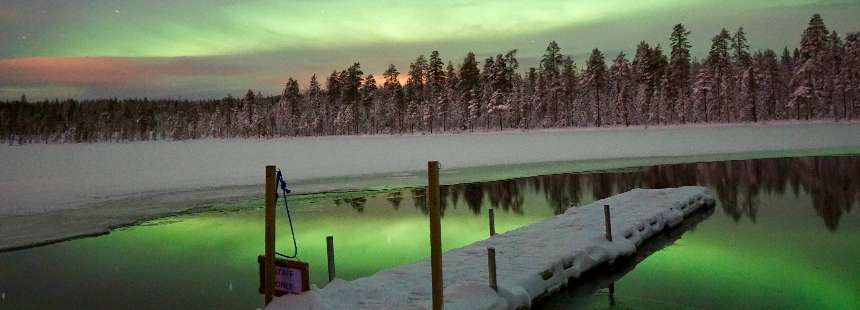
[2,0,859,100]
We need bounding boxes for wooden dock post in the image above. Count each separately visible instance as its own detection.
[488,247,497,292]
[488,208,496,236]
[603,204,612,242]
[326,235,336,282]
[428,161,443,310]
[608,282,616,306]
[264,165,276,305]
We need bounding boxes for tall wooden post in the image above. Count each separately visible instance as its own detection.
[488,208,496,237]
[264,165,276,304]
[603,204,612,242]
[327,235,336,282]
[428,161,443,310]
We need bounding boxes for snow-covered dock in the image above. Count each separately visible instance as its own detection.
[270,186,715,310]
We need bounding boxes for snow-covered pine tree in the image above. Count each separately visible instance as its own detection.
[459,52,481,130]
[427,51,446,95]
[738,65,759,122]
[443,61,459,131]
[481,56,496,129]
[583,48,608,127]
[382,64,404,133]
[731,27,752,122]
[279,78,302,136]
[610,52,633,126]
[560,56,578,126]
[487,90,505,130]
[757,49,782,121]
[790,14,830,120]
[540,41,565,127]
[325,71,342,135]
[708,29,732,122]
[693,66,714,123]
[843,32,860,120]
[406,56,427,132]
[340,63,363,134]
[305,75,323,135]
[668,24,692,124]
[828,31,845,120]
[360,74,378,133]
[467,90,481,132]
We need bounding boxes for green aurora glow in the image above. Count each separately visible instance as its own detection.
[1,0,859,99]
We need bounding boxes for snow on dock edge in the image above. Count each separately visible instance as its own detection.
[270,186,715,310]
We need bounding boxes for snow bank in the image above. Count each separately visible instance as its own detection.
[269,186,715,310]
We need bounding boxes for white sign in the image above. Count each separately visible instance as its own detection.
[275,265,303,294]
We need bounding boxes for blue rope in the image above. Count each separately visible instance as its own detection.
[274,169,298,259]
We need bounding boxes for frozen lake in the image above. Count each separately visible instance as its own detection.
[1,122,859,251]
[0,154,857,309]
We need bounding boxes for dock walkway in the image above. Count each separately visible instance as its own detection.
[271,186,715,309]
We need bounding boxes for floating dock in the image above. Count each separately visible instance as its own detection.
[270,186,715,309]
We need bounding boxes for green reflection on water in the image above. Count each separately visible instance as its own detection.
[551,185,859,309]
[0,188,556,309]
[1,155,859,309]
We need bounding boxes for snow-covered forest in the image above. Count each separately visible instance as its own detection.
[2,14,858,144]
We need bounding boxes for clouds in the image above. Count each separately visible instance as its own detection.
[0,56,259,99]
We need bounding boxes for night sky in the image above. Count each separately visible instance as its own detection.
[1,0,858,100]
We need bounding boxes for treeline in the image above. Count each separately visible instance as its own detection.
[1,14,858,144]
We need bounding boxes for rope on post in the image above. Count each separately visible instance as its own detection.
[274,169,298,259]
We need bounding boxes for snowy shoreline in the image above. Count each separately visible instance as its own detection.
[0,122,858,252]
[270,186,716,309]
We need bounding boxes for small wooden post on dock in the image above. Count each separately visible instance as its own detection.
[326,235,336,282]
[488,208,496,236]
[264,165,276,305]
[488,247,497,292]
[603,204,612,242]
[428,161,443,310]
[608,282,616,306]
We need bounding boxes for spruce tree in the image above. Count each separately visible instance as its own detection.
[669,24,692,123]
[583,49,608,127]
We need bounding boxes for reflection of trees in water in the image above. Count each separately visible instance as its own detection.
[580,156,858,231]
[409,186,451,216]
[386,191,403,210]
[376,156,858,230]
[611,156,858,231]
[703,157,859,230]
[531,174,582,215]
[350,197,367,213]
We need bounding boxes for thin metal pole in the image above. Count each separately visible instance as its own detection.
[326,235,336,283]
[428,161,443,310]
[264,165,276,304]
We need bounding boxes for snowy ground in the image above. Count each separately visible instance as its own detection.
[0,122,858,251]
[269,186,715,309]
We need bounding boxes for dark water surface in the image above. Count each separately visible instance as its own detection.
[1,155,858,309]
